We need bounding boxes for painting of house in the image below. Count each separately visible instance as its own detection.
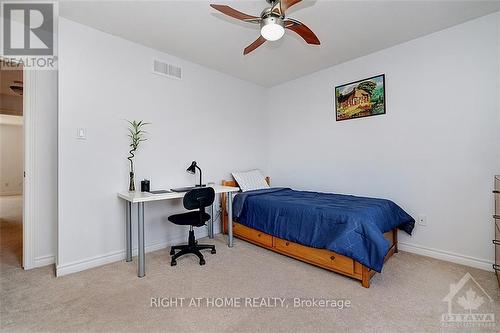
[335,74,385,121]
[338,88,371,110]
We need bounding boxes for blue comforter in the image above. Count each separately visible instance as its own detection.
[233,188,414,272]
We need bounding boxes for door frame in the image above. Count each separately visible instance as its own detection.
[22,69,36,269]
[1,57,36,269]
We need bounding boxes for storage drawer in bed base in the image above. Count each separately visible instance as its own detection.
[229,221,398,288]
[232,223,273,248]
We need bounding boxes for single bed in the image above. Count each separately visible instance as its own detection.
[221,178,415,288]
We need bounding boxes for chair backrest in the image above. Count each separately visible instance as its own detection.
[183,187,215,211]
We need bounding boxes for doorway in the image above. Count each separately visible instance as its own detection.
[0,60,24,269]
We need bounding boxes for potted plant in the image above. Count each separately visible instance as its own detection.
[127,120,149,192]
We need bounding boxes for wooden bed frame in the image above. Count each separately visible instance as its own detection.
[220,178,398,288]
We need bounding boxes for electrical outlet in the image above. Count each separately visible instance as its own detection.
[418,214,427,226]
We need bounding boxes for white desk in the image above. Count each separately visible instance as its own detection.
[117,185,240,277]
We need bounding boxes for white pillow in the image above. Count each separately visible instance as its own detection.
[232,169,269,192]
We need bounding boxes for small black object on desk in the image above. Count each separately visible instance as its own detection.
[141,179,150,192]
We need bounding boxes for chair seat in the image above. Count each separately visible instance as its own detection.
[168,211,211,226]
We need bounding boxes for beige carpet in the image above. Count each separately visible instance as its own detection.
[1,204,499,332]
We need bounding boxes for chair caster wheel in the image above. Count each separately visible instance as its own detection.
[171,260,177,266]
[170,248,175,255]
[199,259,206,265]
[211,249,216,254]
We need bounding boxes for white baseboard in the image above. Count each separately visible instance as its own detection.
[56,229,212,277]
[398,242,494,272]
[54,228,493,276]
[33,254,55,268]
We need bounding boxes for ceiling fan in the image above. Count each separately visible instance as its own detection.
[210,0,320,55]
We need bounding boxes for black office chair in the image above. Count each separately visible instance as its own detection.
[168,187,216,266]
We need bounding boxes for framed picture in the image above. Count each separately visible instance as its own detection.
[335,74,386,121]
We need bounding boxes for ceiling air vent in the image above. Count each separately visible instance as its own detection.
[153,59,182,80]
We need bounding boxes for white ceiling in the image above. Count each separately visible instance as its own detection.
[60,0,500,86]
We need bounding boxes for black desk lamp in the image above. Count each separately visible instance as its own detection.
[186,161,204,187]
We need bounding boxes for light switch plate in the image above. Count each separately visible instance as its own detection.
[77,128,86,140]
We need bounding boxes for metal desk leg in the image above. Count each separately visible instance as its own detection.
[228,192,233,247]
[126,201,132,262]
[137,202,145,277]
[209,204,214,239]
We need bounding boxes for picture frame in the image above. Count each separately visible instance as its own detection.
[334,74,386,121]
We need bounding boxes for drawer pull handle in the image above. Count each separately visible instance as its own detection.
[285,242,289,246]
[493,264,500,272]
[330,256,336,260]
[494,215,500,220]
[493,190,500,194]
[493,240,500,245]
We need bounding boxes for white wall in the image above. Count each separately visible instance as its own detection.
[267,13,500,270]
[0,119,23,195]
[57,18,268,275]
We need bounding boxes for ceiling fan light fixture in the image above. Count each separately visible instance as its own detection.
[260,16,285,41]
[210,1,320,54]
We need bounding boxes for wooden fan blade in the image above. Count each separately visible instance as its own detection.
[210,4,260,22]
[243,36,266,55]
[285,18,320,45]
[281,0,303,12]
